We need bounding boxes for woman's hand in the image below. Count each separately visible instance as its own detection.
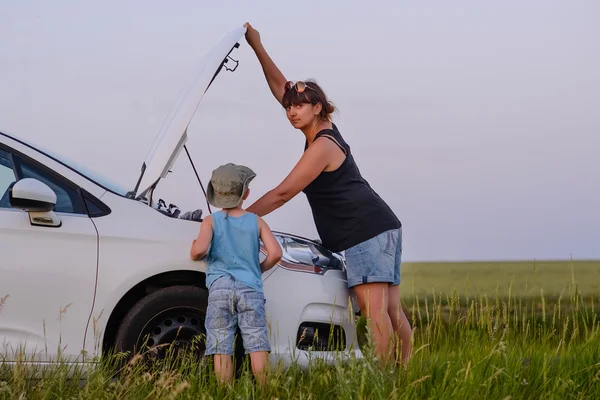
[244,22,261,49]
[243,22,287,104]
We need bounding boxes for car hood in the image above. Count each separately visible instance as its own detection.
[133,26,246,199]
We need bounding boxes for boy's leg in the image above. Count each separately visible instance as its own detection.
[236,284,271,385]
[205,276,237,384]
[214,354,233,384]
[249,351,268,385]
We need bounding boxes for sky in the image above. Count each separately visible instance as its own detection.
[0,0,598,262]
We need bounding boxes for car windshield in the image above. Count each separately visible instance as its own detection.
[46,150,130,197]
[3,132,132,197]
[24,139,130,196]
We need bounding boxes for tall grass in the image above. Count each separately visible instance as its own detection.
[1,273,599,399]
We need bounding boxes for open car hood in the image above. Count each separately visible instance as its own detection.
[133,26,246,199]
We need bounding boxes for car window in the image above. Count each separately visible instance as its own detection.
[14,154,85,215]
[0,149,16,208]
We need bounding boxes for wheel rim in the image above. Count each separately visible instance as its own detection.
[137,306,206,360]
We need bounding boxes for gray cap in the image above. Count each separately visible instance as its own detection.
[206,163,256,209]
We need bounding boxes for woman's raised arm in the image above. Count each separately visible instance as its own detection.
[244,22,288,105]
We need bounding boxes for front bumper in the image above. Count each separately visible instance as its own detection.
[262,265,363,368]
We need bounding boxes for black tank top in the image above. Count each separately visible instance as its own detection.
[302,124,401,252]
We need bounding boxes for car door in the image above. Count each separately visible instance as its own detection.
[0,145,98,363]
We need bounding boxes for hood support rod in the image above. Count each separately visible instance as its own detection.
[184,145,212,215]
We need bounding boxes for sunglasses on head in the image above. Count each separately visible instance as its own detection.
[284,80,317,93]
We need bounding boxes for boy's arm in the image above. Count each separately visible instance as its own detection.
[258,216,282,272]
[190,216,213,261]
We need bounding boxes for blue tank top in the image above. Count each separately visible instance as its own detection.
[205,211,263,292]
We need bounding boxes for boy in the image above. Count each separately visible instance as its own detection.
[190,163,282,385]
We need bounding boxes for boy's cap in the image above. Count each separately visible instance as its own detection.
[207,163,256,209]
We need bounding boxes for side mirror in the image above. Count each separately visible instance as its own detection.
[9,178,56,212]
[9,178,61,227]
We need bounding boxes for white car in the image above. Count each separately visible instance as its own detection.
[0,27,362,370]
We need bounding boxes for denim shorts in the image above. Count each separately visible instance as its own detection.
[344,227,402,288]
[205,275,271,356]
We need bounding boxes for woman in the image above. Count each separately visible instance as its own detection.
[243,22,412,365]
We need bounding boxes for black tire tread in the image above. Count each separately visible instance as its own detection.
[114,285,208,354]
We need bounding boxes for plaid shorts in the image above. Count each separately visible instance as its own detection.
[205,275,270,355]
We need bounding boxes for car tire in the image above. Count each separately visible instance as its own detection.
[113,285,245,370]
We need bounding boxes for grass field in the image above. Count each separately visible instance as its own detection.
[1,260,600,399]
[401,259,600,301]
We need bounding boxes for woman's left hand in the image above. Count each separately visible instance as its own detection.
[244,22,261,49]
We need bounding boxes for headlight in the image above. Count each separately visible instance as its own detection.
[261,232,345,275]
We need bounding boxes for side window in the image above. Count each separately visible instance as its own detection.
[13,154,85,215]
[0,149,17,208]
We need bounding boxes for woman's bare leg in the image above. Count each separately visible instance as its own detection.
[353,282,394,365]
[388,284,412,364]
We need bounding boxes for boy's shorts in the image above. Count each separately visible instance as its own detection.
[344,227,402,288]
[205,275,271,356]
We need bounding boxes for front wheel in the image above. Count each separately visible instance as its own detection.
[113,285,245,370]
[114,285,209,361]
